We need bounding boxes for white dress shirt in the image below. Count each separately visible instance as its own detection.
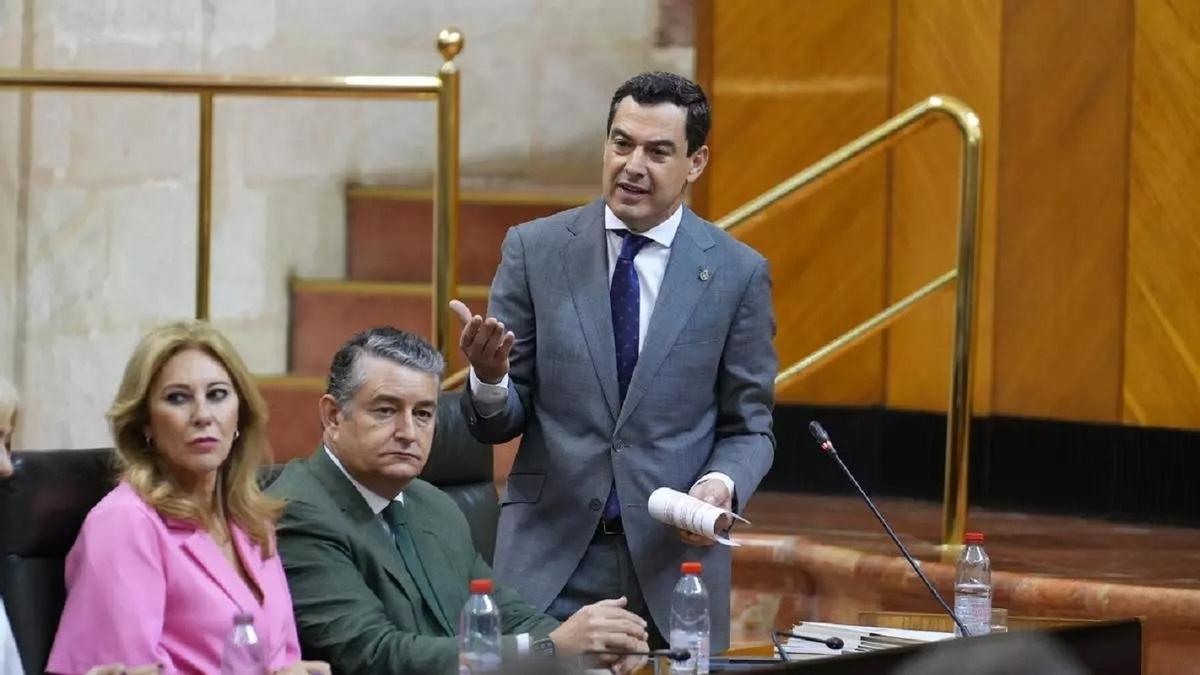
[325,446,403,531]
[468,205,736,500]
[0,598,22,675]
[323,446,530,651]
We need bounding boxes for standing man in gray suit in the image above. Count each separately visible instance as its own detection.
[449,71,776,652]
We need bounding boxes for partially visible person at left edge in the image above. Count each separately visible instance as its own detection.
[1,375,22,675]
[0,374,16,479]
[45,321,328,675]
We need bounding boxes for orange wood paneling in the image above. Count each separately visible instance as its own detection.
[990,0,1132,422]
[695,0,893,405]
[1122,0,1200,428]
[886,0,1002,414]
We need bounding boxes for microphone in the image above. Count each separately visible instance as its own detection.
[582,647,690,662]
[808,421,970,637]
[770,630,843,661]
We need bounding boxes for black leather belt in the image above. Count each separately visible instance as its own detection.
[599,516,624,535]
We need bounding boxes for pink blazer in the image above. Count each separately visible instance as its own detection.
[47,482,301,674]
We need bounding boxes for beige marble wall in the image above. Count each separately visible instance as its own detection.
[0,0,25,390]
[0,0,694,448]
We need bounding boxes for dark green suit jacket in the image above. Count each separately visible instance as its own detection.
[268,448,559,674]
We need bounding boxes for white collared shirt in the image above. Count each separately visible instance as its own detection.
[324,446,402,538]
[0,598,22,675]
[467,205,735,499]
[602,202,682,353]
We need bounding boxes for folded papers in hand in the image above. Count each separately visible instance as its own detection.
[647,487,750,546]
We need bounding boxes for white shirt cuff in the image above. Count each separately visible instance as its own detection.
[516,632,530,654]
[468,368,509,418]
[693,472,735,502]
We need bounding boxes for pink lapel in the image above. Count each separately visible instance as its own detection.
[168,517,263,611]
[230,524,269,606]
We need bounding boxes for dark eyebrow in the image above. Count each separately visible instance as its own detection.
[370,395,438,410]
[609,127,676,152]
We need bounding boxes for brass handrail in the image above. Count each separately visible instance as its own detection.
[773,269,957,385]
[719,95,983,546]
[0,28,463,355]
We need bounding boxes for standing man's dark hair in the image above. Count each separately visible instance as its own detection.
[606,71,711,156]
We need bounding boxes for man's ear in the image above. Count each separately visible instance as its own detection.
[318,394,343,432]
[686,144,709,184]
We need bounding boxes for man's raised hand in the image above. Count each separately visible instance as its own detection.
[449,299,515,384]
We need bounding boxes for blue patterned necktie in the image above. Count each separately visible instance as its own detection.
[604,229,652,524]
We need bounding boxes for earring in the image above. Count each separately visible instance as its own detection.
[144,434,153,448]
[234,429,241,440]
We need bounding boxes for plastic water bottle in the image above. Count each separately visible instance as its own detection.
[953,531,992,637]
[220,613,266,674]
[669,561,710,674]
[459,578,502,673]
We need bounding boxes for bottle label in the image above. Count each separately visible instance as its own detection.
[669,630,710,674]
[954,595,992,637]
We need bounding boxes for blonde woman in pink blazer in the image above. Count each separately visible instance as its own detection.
[47,322,328,675]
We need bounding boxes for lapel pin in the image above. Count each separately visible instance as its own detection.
[698,268,711,281]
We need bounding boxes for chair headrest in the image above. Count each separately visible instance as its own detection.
[423,390,494,486]
[0,448,117,557]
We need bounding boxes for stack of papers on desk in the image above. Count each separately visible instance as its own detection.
[782,621,955,660]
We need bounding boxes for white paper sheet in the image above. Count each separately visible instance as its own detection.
[647,487,750,546]
[782,621,954,657]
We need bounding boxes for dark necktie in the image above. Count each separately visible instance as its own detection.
[381,501,451,631]
[604,230,652,524]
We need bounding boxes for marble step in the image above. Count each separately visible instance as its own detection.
[345,185,592,284]
[286,278,485,376]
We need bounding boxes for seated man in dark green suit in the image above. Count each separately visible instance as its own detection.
[269,327,649,674]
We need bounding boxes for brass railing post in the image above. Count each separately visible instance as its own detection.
[941,100,983,547]
[433,29,463,357]
[197,93,214,320]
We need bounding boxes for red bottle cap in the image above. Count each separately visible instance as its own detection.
[681,562,703,574]
[469,578,493,594]
[964,532,985,544]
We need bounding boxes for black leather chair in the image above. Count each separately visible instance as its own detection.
[421,391,500,565]
[0,448,113,675]
[0,391,497,674]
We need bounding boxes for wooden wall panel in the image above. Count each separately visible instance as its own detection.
[886,0,1002,414]
[991,0,1132,422]
[695,0,893,405]
[1123,0,1200,428]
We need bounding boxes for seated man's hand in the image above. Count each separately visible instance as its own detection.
[609,648,649,674]
[273,660,331,675]
[548,596,648,663]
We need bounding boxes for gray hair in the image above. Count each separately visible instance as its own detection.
[326,327,445,408]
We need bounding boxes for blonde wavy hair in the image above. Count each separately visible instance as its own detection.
[109,320,282,556]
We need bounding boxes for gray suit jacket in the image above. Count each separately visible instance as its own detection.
[462,199,777,650]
